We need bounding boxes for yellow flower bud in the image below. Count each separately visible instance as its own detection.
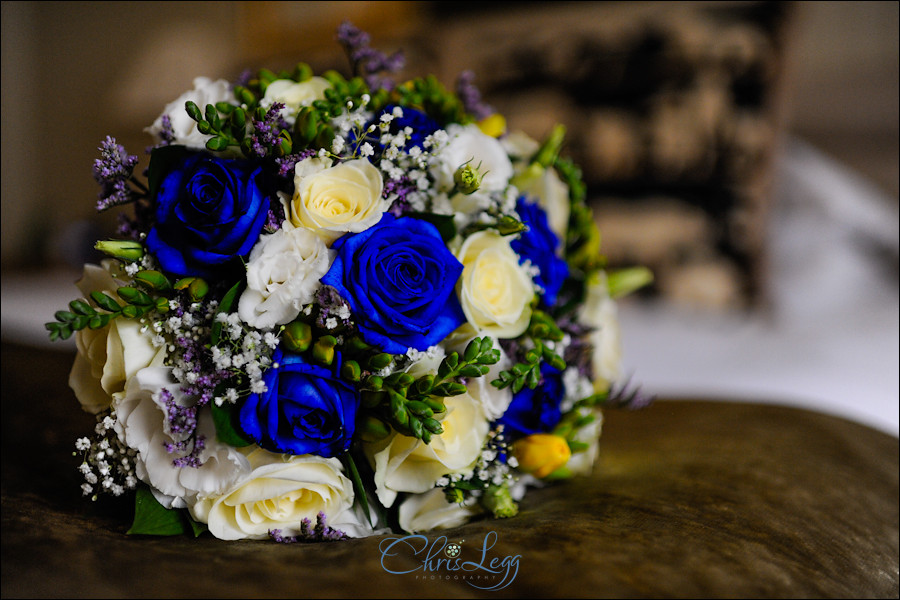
[477,113,506,138]
[513,433,571,479]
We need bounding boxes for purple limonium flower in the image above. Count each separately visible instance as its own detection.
[337,20,405,91]
[456,70,494,121]
[93,136,142,211]
[269,512,348,543]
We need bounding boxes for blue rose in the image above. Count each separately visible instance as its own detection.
[497,363,565,438]
[321,213,466,354]
[511,197,569,307]
[239,348,358,457]
[146,149,270,278]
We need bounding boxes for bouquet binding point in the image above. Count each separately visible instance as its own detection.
[48,21,651,541]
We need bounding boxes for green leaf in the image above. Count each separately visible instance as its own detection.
[127,485,190,536]
[211,280,242,345]
[341,453,373,528]
[210,401,254,447]
[607,267,654,299]
[186,514,208,538]
[407,212,457,243]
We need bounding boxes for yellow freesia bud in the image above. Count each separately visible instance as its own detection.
[513,433,571,479]
[477,113,506,138]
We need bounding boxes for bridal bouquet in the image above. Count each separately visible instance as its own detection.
[47,22,650,541]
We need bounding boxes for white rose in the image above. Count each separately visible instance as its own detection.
[68,261,166,414]
[456,231,534,339]
[515,165,570,242]
[284,158,387,245]
[434,124,514,193]
[261,78,330,123]
[578,272,622,392]
[145,77,233,149]
[366,392,488,508]
[190,447,363,541]
[114,367,250,508]
[238,227,335,329]
[398,488,483,533]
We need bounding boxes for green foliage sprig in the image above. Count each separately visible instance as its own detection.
[45,268,173,341]
[359,337,499,443]
[491,310,566,393]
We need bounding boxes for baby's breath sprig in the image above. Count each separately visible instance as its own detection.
[74,411,139,501]
[439,425,517,518]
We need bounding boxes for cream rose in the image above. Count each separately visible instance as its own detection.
[398,488,483,533]
[145,77,233,149]
[283,157,387,244]
[190,448,363,540]
[262,78,330,122]
[238,227,335,329]
[366,392,488,508]
[114,367,250,508]
[68,262,166,414]
[578,272,622,393]
[455,231,534,339]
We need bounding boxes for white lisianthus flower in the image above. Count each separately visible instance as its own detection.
[434,123,514,194]
[366,392,488,508]
[68,261,166,414]
[514,164,570,243]
[283,157,387,245]
[578,271,622,393]
[455,231,534,339]
[114,367,250,508]
[261,77,331,123]
[238,227,335,329]
[398,488,483,533]
[563,408,603,477]
[190,447,364,540]
[145,77,233,149]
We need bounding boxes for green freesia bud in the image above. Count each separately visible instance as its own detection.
[133,270,171,291]
[481,483,519,518]
[367,353,393,370]
[95,240,144,262]
[496,215,527,236]
[359,414,391,442]
[312,335,337,365]
[453,161,482,195]
[281,321,312,352]
[445,487,466,504]
[341,359,361,382]
[173,277,209,301]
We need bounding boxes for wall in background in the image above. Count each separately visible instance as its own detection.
[2,1,897,269]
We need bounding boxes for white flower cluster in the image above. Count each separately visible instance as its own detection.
[75,412,138,500]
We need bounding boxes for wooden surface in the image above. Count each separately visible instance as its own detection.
[2,342,897,598]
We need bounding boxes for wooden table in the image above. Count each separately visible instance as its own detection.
[2,342,897,598]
